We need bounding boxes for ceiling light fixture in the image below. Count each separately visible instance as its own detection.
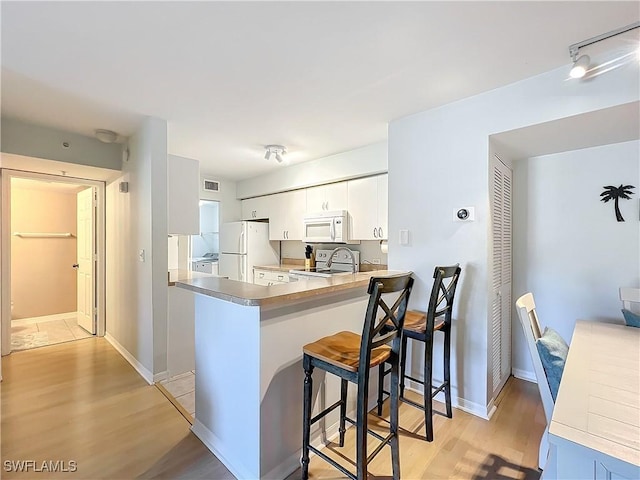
[568,21,640,79]
[94,129,119,143]
[264,144,287,163]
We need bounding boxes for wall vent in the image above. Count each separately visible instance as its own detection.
[203,179,220,192]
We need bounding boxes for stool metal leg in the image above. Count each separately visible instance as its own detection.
[301,356,314,479]
[355,377,369,480]
[389,353,401,480]
[376,364,385,416]
[399,335,408,398]
[443,327,453,418]
[339,379,348,447]
[424,333,434,442]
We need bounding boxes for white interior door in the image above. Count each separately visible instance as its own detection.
[77,187,95,334]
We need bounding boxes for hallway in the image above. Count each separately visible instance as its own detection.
[0,337,233,479]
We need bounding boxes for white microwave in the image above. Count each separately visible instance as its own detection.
[302,210,350,243]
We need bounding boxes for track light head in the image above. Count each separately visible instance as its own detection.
[264,145,287,163]
[570,54,590,79]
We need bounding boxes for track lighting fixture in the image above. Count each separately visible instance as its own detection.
[570,54,590,79]
[568,21,639,80]
[264,145,287,163]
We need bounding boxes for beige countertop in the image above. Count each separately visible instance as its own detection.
[168,269,219,287]
[176,270,408,306]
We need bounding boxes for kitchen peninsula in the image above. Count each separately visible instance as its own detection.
[176,271,404,479]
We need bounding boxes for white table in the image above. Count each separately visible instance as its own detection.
[548,321,640,479]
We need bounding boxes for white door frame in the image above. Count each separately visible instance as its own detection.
[0,169,106,355]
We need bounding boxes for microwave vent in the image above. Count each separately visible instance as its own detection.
[203,179,220,192]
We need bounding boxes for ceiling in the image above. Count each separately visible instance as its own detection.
[1,2,638,181]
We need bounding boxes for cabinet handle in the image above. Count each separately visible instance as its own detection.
[373,228,378,238]
[378,227,383,238]
[277,275,284,281]
[259,273,265,278]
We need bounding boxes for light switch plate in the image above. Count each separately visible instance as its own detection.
[453,207,475,222]
[399,229,410,245]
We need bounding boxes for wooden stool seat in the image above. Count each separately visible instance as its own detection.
[403,310,445,334]
[303,331,391,372]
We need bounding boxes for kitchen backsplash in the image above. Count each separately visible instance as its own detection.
[280,240,387,267]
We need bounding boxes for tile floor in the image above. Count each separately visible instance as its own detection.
[11,314,92,351]
[160,371,195,420]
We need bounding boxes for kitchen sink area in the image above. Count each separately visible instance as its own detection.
[288,248,360,279]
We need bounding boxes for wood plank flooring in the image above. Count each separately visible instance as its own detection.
[286,379,544,480]
[1,336,545,480]
[0,337,233,479]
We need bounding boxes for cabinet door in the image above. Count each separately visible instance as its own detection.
[347,176,378,240]
[168,155,200,234]
[306,186,327,213]
[324,182,348,212]
[269,190,306,240]
[241,197,270,220]
[377,174,388,239]
[306,183,348,213]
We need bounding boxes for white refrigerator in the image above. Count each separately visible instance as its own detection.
[219,221,280,283]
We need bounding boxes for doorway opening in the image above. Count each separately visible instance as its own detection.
[1,169,106,355]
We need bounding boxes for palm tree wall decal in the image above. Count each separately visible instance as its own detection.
[600,184,635,222]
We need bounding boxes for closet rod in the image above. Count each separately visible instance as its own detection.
[13,232,73,238]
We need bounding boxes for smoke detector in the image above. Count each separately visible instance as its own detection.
[95,129,119,143]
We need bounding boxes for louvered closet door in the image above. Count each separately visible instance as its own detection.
[490,156,512,399]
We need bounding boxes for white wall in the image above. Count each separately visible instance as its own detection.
[199,173,241,224]
[1,117,122,170]
[236,142,387,199]
[512,140,640,376]
[106,117,168,381]
[388,59,639,414]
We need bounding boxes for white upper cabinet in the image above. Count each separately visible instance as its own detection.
[347,174,388,240]
[168,155,200,235]
[241,196,270,220]
[269,190,306,241]
[305,182,348,213]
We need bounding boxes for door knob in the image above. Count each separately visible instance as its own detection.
[72,264,79,269]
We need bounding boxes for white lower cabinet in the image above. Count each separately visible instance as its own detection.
[254,269,290,286]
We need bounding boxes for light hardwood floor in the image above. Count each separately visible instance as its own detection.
[1,337,545,480]
[286,379,545,480]
[0,337,233,479]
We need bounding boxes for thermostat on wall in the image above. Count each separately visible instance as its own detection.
[453,207,475,222]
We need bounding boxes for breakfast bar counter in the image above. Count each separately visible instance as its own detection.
[176,271,406,479]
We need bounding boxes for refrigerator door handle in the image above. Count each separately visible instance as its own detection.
[239,229,245,254]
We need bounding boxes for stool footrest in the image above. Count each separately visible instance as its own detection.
[311,399,343,425]
[367,432,394,464]
[308,445,357,480]
[344,416,386,442]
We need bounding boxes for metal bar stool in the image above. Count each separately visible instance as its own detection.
[301,273,414,480]
[377,264,461,442]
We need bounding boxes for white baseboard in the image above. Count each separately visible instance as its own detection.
[153,370,169,383]
[191,420,258,480]
[512,368,537,383]
[12,311,77,326]
[104,333,154,385]
[405,381,492,420]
